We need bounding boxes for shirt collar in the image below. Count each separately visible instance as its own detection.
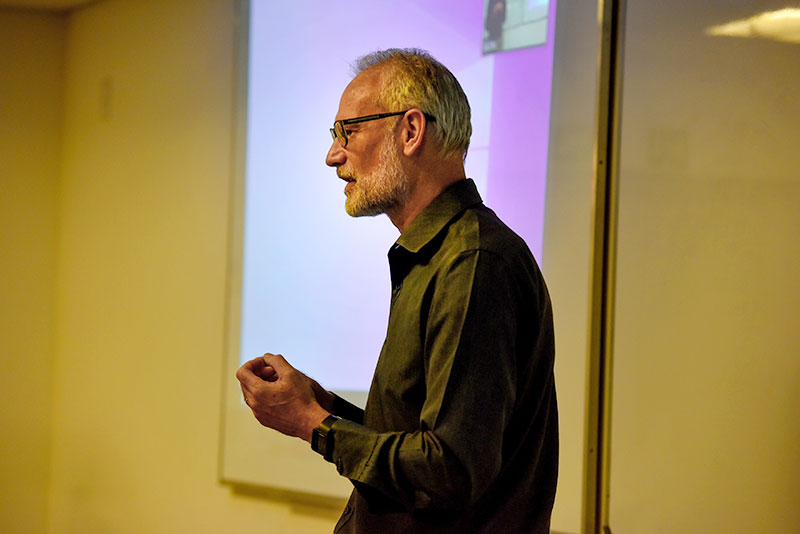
[394,178,483,254]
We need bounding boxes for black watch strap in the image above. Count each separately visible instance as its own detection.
[311,414,340,462]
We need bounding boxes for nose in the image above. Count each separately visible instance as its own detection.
[326,139,345,168]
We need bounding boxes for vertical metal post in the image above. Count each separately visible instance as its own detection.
[583,0,625,533]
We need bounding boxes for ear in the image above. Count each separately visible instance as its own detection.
[399,108,429,157]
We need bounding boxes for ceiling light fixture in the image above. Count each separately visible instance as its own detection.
[707,7,800,44]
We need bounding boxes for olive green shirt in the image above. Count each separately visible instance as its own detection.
[326,179,558,533]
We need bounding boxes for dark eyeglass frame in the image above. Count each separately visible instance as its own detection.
[330,110,436,147]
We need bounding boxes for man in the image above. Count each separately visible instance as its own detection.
[236,48,558,533]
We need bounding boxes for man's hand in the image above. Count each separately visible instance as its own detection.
[239,355,336,411]
[236,353,330,443]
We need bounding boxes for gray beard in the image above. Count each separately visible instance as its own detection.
[344,134,410,217]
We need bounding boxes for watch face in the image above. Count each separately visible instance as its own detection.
[312,415,339,460]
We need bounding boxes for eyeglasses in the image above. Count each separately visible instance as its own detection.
[330,110,436,147]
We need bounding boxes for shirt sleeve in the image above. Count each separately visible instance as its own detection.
[326,249,522,510]
[331,392,365,425]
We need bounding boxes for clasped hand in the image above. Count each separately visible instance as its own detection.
[236,353,331,443]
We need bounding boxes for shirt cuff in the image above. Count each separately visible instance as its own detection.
[331,393,365,424]
[326,417,380,481]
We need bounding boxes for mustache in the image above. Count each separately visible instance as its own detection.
[337,168,355,180]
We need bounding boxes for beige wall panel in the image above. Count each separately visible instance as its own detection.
[0,8,64,534]
[49,1,340,532]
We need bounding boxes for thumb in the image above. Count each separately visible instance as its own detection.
[262,353,293,375]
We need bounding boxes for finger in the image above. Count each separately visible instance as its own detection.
[241,355,278,381]
[262,353,293,374]
[239,383,251,403]
[242,356,268,373]
[236,363,263,389]
[257,365,277,381]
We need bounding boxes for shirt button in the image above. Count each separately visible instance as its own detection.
[335,459,343,473]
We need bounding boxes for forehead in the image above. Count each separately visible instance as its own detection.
[335,67,385,120]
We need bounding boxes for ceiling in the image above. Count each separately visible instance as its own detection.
[0,0,97,11]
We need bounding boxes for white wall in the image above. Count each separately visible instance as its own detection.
[542,1,598,532]
[608,1,800,532]
[0,9,64,534]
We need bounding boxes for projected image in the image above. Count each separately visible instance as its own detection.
[483,0,550,53]
[240,1,557,398]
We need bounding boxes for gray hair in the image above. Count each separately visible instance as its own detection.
[352,48,472,161]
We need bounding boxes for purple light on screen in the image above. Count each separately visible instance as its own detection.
[484,3,556,262]
[242,1,556,390]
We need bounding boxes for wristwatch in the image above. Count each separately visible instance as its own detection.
[311,414,340,462]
